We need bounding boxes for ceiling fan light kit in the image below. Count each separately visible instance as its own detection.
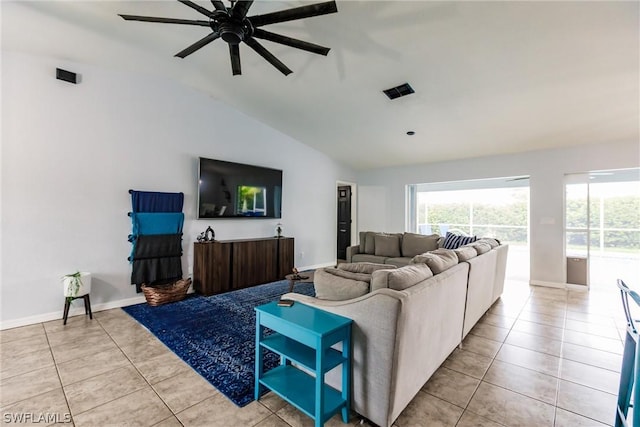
[119,0,338,76]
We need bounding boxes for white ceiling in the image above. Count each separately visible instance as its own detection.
[2,1,639,170]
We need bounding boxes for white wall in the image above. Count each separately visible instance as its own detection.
[1,52,355,327]
[356,141,639,286]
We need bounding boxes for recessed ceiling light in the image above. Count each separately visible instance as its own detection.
[406,131,415,136]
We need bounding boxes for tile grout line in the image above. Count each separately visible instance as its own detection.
[458,286,612,425]
[96,315,182,424]
[41,319,75,424]
[451,286,533,426]
[51,318,143,424]
[550,289,569,427]
[98,312,278,426]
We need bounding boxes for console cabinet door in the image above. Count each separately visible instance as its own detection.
[232,239,278,289]
[193,242,231,295]
[278,238,295,278]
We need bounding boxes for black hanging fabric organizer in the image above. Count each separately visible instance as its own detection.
[128,190,185,292]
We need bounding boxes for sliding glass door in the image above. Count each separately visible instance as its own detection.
[565,168,640,290]
[408,177,530,282]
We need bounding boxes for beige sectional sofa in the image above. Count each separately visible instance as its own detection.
[346,231,441,266]
[283,240,508,427]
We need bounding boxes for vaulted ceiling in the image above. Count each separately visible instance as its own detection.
[2,1,638,170]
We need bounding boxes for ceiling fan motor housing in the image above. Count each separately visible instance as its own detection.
[211,14,253,45]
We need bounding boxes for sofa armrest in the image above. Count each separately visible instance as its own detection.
[346,245,361,263]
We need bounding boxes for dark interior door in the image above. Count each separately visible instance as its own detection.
[337,185,351,260]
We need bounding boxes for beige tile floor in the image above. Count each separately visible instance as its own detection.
[0,279,629,427]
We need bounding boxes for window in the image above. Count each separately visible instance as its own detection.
[408,177,530,282]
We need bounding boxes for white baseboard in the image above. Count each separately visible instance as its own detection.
[566,283,589,291]
[530,279,589,291]
[530,280,566,289]
[0,266,331,331]
[0,295,147,331]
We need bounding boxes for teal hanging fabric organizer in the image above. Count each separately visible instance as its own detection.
[128,190,185,292]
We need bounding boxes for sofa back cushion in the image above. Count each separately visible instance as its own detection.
[476,237,500,248]
[466,241,492,255]
[411,248,459,274]
[371,263,433,291]
[365,231,378,254]
[401,233,440,257]
[454,246,477,262]
[359,231,368,253]
[338,262,395,274]
[442,232,478,249]
[314,268,370,300]
[374,233,402,257]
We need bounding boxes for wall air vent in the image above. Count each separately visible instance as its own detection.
[56,68,78,84]
[383,83,414,100]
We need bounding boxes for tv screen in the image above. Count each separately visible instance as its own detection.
[198,157,282,219]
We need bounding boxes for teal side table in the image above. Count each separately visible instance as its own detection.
[255,301,352,426]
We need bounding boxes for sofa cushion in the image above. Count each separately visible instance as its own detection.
[411,248,459,274]
[338,262,395,274]
[365,231,378,254]
[477,237,500,248]
[467,241,492,255]
[442,232,478,250]
[384,257,412,268]
[371,264,433,291]
[375,234,402,257]
[326,268,372,283]
[401,233,440,257]
[352,254,388,264]
[359,231,367,253]
[454,246,477,262]
[314,268,370,300]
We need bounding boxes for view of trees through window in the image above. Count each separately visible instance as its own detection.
[566,182,640,253]
[416,187,529,245]
[413,184,530,282]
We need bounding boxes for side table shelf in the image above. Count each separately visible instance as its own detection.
[255,301,352,427]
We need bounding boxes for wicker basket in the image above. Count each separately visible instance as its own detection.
[141,278,191,306]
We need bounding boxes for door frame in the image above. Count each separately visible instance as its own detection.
[336,181,357,261]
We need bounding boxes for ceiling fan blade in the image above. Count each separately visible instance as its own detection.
[175,32,220,58]
[252,29,330,56]
[177,0,213,17]
[231,0,254,20]
[229,44,241,75]
[119,14,210,26]
[244,37,292,76]
[249,1,337,27]
[211,0,226,12]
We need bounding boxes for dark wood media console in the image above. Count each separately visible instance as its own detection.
[193,237,294,296]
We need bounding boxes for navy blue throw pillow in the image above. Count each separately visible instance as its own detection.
[443,232,477,250]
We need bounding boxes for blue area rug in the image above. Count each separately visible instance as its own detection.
[122,279,315,407]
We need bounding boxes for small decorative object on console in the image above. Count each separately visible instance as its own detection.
[197,226,215,242]
[275,222,283,238]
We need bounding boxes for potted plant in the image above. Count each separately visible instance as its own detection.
[62,271,91,302]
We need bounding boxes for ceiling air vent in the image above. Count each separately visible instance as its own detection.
[383,83,415,100]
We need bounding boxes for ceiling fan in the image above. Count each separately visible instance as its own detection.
[119,0,338,76]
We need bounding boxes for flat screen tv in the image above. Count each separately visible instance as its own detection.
[198,157,282,219]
